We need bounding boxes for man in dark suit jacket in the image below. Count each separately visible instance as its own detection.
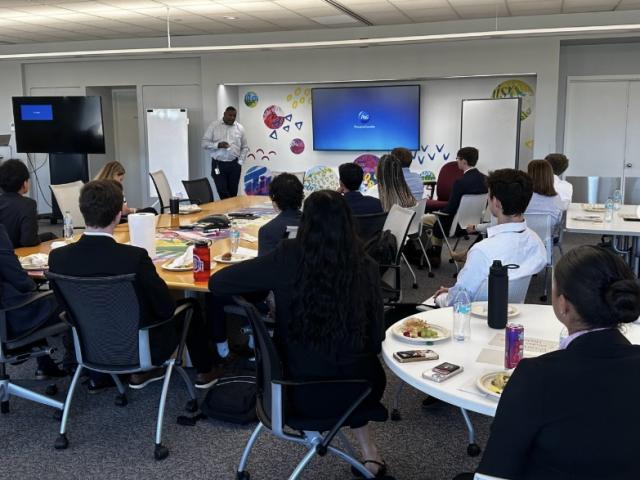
[338,163,383,216]
[0,159,56,248]
[48,180,220,391]
[258,173,303,257]
[0,224,68,378]
[422,147,487,267]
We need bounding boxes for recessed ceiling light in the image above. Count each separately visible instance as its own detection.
[223,16,238,20]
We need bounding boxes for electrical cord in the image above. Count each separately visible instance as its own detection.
[26,153,52,208]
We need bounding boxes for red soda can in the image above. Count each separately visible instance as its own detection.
[505,323,524,369]
[193,241,211,283]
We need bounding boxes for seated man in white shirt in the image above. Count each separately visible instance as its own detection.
[433,168,547,307]
[545,153,573,210]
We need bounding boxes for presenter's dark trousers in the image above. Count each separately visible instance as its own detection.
[211,158,241,199]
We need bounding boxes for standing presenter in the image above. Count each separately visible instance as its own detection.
[201,106,249,199]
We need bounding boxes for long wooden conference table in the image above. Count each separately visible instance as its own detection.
[15,195,271,292]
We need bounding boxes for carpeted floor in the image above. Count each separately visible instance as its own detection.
[1,227,595,479]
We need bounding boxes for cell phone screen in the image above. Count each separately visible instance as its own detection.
[433,362,460,374]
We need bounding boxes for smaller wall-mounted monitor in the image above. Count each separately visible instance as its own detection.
[312,85,420,151]
[12,96,105,154]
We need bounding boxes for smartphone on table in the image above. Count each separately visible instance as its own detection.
[393,349,439,363]
[422,362,463,382]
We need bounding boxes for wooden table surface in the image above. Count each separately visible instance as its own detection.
[15,195,271,293]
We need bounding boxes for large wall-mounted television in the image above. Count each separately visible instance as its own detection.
[12,96,105,154]
[312,85,420,151]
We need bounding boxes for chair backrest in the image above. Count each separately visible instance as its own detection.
[46,272,142,370]
[233,296,283,425]
[353,212,388,243]
[435,161,464,201]
[149,170,172,212]
[524,212,553,265]
[382,204,415,260]
[407,198,427,237]
[50,181,85,228]
[271,171,305,184]
[449,194,488,236]
[181,178,214,205]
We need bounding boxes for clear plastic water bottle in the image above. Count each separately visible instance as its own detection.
[452,288,472,342]
[229,224,240,254]
[63,210,74,240]
[605,197,614,222]
[613,189,622,210]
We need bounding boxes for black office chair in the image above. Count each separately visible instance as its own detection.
[233,296,387,480]
[46,272,198,461]
[182,178,214,205]
[353,212,388,244]
[0,291,66,414]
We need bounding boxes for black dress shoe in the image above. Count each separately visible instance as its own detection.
[87,376,116,394]
[422,395,443,408]
[35,357,69,380]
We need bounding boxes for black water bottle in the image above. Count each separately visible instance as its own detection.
[488,260,509,329]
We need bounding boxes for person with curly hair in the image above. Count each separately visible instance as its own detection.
[210,190,390,478]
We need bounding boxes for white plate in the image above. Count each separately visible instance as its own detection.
[21,263,48,271]
[179,205,202,214]
[213,253,251,264]
[476,371,511,398]
[392,318,450,344]
[581,203,606,212]
[161,261,215,271]
[470,303,520,319]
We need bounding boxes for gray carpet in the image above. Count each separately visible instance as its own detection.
[1,227,595,479]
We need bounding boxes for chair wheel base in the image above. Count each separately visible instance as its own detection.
[390,409,401,421]
[185,399,198,413]
[412,283,418,289]
[1,401,9,413]
[154,443,169,461]
[114,394,128,407]
[55,433,69,450]
[237,471,250,480]
[467,443,481,457]
[45,384,58,396]
[428,271,435,278]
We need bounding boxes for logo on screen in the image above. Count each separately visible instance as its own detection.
[357,111,370,124]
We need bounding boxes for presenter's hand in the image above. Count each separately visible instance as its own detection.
[218,141,230,148]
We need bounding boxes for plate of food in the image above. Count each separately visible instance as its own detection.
[19,254,49,271]
[161,261,215,271]
[476,371,511,398]
[392,317,450,343]
[213,252,251,264]
[179,204,202,214]
[581,203,606,212]
[470,303,520,319]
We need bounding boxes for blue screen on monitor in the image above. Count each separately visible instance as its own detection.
[21,104,53,121]
[312,85,420,151]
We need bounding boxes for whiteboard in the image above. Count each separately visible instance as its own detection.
[460,98,521,173]
[146,108,189,198]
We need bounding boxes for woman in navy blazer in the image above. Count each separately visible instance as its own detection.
[467,246,640,480]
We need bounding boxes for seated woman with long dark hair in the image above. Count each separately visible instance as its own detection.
[459,245,640,480]
[210,190,389,478]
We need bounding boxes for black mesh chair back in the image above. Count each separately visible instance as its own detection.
[46,273,140,370]
[233,296,282,423]
[182,178,214,205]
[353,212,387,243]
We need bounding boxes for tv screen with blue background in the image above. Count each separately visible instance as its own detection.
[20,104,53,121]
[312,85,420,151]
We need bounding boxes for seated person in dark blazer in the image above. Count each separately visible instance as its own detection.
[456,245,640,480]
[48,180,220,391]
[338,163,383,216]
[0,159,56,248]
[211,191,389,478]
[258,172,303,257]
[0,224,68,379]
[206,173,304,361]
[422,147,487,267]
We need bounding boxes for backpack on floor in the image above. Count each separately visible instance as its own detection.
[200,374,257,425]
[364,229,397,273]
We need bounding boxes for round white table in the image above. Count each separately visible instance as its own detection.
[382,304,640,417]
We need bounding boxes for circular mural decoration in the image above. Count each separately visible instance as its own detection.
[243,165,272,196]
[420,170,436,183]
[244,91,259,108]
[262,105,285,129]
[491,79,535,121]
[353,154,380,191]
[289,138,305,155]
[303,165,339,195]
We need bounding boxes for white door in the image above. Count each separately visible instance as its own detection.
[112,88,141,208]
[624,82,640,203]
